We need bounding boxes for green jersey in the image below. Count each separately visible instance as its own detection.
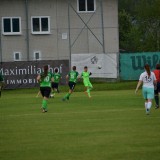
[68,71,79,83]
[53,73,61,83]
[40,72,52,87]
[81,71,91,82]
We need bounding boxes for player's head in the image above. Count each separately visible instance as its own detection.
[84,66,88,72]
[144,64,151,77]
[72,66,76,71]
[156,64,160,70]
[43,65,49,77]
[54,68,58,73]
[44,65,48,71]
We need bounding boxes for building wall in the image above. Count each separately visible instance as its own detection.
[0,0,119,62]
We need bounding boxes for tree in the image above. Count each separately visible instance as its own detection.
[136,0,160,51]
[119,0,160,52]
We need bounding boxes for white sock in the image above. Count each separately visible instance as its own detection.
[147,102,152,110]
[145,102,148,109]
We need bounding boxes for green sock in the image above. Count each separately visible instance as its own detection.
[68,93,71,97]
[87,88,91,97]
[64,93,71,99]
[42,99,47,110]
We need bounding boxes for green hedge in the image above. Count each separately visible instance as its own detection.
[3,81,137,94]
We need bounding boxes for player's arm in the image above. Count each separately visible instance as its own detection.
[78,72,83,79]
[153,73,157,90]
[135,80,142,94]
[60,75,62,81]
[51,73,54,82]
[66,74,69,84]
[37,75,41,83]
[76,72,81,81]
[51,77,54,82]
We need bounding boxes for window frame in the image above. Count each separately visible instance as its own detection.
[77,0,96,13]
[13,52,21,61]
[2,17,22,35]
[31,16,50,34]
[33,51,41,60]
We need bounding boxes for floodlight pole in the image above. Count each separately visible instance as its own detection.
[0,24,2,63]
[68,0,72,70]
[100,0,105,53]
[25,0,30,61]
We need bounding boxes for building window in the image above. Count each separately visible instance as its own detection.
[78,0,96,12]
[34,51,41,60]
[31,16,50,34]
[2,17,21,35]
[14,52,21,61]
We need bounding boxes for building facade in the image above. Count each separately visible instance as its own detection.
[0,0,119,88]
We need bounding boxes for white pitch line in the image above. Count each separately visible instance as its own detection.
[1,108,149,118]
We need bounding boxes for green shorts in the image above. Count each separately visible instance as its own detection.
[142,87,154,100]
[83,81,93,88]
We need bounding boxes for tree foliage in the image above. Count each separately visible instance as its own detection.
[119,0,160,52]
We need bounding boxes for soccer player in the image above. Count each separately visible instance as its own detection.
[62,66,79,101]
[37,65,53,113]
[153,64,160,109]
[81,66,93,98]
[0,71,4,97]
[135,64,157,115]
[50,68,62,97]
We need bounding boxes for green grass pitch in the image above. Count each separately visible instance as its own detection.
[0,89,160,160]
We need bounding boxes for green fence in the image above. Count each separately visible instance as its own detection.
[120,52,160,80]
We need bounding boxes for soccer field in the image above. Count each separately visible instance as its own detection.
[0,89,160,160]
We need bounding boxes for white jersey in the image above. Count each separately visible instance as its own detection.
[139,71,156,88]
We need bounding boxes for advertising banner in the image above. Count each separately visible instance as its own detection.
[120,52,160,80]
[71,53,118,78]
[0,60,69,89]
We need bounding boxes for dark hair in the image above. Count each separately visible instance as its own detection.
[156,64,160,70]
[41,65,48,79]
[144,64,151,77]
[54,68,58,73]
[84,66,88,69]
[72,66,76,71]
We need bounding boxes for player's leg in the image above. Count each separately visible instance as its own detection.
[56,83,60,93]
[42,87,51,112]
[84,81,92,98]
[146,88,154,115]
[63,82,75,101]
[40,87,45,112]
[87,82,93,98]
[50,82,55,98]
[66,89,72,100]
[65,82,75,100]
[154,89,159,109]
[155,82,160,108]
[36,90,41,97]
[51,83,59,97]
[154,85,159,108]
[142,87,149,114]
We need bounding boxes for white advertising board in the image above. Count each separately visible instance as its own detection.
[71,53,118,78]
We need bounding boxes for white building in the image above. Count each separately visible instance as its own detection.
[0,0,119,88]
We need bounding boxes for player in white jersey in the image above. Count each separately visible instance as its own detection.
[135,64,157,115]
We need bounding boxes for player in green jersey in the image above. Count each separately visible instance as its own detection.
[0,71,5,98]
[62,66,79,101]
[81,66,93,98]
[50,68,62,97]
[37,65,53,113]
